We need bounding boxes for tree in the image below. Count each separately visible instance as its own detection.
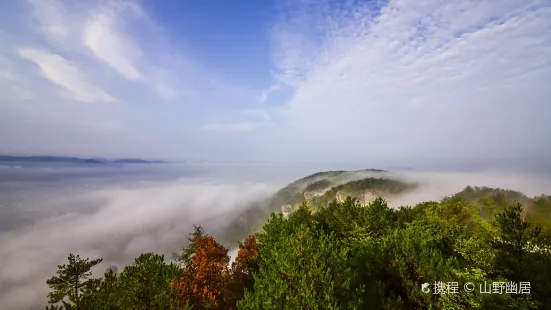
[226,235,259,307]
[116,253,181,310]
[492,204,550,309]
[239,226,362,309]
[172,235,230,309]
[493,203,542,281]
[46,254,103,309]
[173,225,206,266]
[79,266,120,310]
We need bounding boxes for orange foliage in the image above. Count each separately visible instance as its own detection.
[232,235,259,274]
[172,236,229,308]
[226,235,259,305]
[172,234,259,309]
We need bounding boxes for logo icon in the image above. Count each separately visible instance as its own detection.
[421,282,431,294]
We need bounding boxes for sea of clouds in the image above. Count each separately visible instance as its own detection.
[0,162,550,309]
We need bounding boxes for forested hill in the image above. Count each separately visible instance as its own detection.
[44,171,551,309]
[448,185,551,233]
[221,169,417,245]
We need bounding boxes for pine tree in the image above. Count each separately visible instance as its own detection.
[46,254,103,309]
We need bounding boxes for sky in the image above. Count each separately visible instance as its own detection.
[0,0,550,164]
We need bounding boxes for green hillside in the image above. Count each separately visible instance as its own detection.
[269,169,412,212]
[310,177,416,208]
[221,169,416,246]
[446,186,551,234]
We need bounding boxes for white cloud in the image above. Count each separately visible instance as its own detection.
[25,0,181,99]
[200,122,258,132]
[0,0,266,159]
[82,7,142,80]
[271,0,551,162]
[18,48,116,103]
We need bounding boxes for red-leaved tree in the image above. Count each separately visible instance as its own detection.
[172,236,229,308]
[172,230,258,309]
[226,235,259,306]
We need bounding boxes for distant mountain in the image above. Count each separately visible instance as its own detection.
[0,155,165,165]
[113,158,164,164]
[83,158,104,164]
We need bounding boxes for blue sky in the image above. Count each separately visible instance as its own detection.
[0,0,550,164]
[142,0,275,87]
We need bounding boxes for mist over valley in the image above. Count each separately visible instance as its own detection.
[1,159,550,308]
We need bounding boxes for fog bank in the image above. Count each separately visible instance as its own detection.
[0,164,550,309]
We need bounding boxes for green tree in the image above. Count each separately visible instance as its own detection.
[116,252,181,309]
[493,203,542,281]
[173,225,205,265]
[239,228,362,309]
[46,254,103,309]
[492,203,551,309]
[80,266,120,310]
[239,203,363,309]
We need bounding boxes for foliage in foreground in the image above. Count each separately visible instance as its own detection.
[46,188,551,309]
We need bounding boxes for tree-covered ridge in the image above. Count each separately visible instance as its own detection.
[295,168,385,182]
[298,170,348,183]
[447,186,551,235]
[223,169,404,246]
[310,177,417,209]
[304,179,333,192]
[270,171,412,213]
[451,186,532,206]
[45,185,551,309]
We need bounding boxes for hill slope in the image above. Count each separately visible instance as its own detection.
[223,169,417,244]
[447,185,551,232]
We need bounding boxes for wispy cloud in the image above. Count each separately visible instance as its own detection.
[270,0,551,162]
[18,48,117,103]
[81,2,146,81]
[0,0,267,158]
[26,0,178,98]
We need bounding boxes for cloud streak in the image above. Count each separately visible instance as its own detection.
[18,48,117,103]
[83,9,142,81]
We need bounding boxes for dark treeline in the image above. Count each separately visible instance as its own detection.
[45,187,551,309]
